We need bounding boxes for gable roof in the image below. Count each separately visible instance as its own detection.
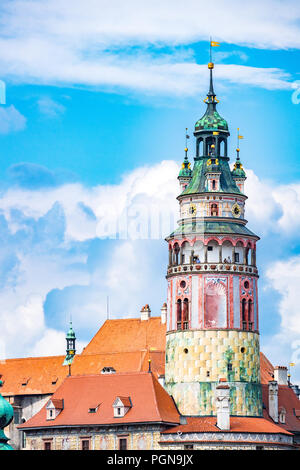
[82,317,166,355]
[0,348,166,397]
[18,372,180,429]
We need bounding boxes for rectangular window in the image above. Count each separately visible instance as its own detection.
[184,444,194,450]
[44,441,52,450]
[13,408,21,425]
[234,252,239,263]
[227,363,233,371]
[81,440,90,451]
[207,246,213,251]
[119,438,127,450]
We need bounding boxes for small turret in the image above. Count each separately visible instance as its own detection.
[63,321,76,373]
[231,147,246,193]
[178,136,192,192]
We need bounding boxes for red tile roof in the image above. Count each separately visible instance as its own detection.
[115,396,132,407]
[50,399,64,410]
[161,416,292,435]
[260,352,275,384]
[262,384,300,433]
[82,317,166,355]
[0,349,163,397]
[18,372,180,429]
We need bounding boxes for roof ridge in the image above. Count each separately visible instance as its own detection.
[0,354,65,362]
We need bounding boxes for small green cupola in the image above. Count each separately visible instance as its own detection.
[0,380,14,450]
[194,62,230,159]
[63,321,76,371]
[231,148,246,193]
[178,146,193,192]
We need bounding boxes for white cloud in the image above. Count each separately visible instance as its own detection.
[0,105,26,134]
[264,256,300,384]
[0,157,299,373]
[0,1,297,94]
[37,96,66,118]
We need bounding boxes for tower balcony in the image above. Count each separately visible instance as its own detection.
[167,261,258,277]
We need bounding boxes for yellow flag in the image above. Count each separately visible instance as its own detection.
[238,135,244,139]
[211,41,220,47]
[290,362,295,366]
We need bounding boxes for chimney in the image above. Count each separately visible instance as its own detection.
[215,378,230,431]
[160,302,167,324]
[141,304,151,321]
[268,380,279,423]
[274,366,288,385]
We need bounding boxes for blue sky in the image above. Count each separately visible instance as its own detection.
[0,0,300,383]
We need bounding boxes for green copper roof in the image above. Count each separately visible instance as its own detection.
[0,380,14,450]
[195,109,228,132]
[181,158,241,196]
[66,322,76,339]
[231,153,246,179]
[168,220,257,238]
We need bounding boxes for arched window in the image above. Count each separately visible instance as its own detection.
[176,299,182,330]
[174,243,180,265]
[212,180,216,190]
[182,298,189,330]
[248,300,253,330]
[242,298,247,330]
[220,140,225,157]
[210,203,218,216]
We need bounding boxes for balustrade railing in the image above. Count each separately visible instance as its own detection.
[167,262,257,275]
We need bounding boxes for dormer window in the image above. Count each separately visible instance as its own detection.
[21,377,30,387]
[88,403,100,414]
[101,367,116,374]
[113,397,132,418]
[279,407,286,424]
[46,398,64,420]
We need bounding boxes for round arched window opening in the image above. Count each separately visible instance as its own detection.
[180,280,186,289]
[241,347,246,353]
[244,280,249,289]
[183,348,189,354]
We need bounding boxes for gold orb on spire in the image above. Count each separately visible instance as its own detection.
[208,62,214,69]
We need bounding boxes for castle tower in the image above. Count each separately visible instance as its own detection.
[164,62,262,417]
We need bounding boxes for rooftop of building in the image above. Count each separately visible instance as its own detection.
[18,372,180,429]
[262,383,300,433]
[161,416,292,436]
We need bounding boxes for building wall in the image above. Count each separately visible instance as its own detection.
[23,425,165,450]
[159,431,294,450]
[165,329,262,416]
[6,394,51,450]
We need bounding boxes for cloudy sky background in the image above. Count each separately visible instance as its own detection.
[0,0,300,383]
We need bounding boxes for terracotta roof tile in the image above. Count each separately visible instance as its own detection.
[161,416,292,435]
[0,349,163,397]
[50,399,64,410]
[18,372,180,429]
[82,317,166,355]
[115,396,132,407]
[262,384,300,433]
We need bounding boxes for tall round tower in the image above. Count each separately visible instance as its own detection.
[165,62,262,417]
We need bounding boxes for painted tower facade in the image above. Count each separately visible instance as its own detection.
[165,62,262,417]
